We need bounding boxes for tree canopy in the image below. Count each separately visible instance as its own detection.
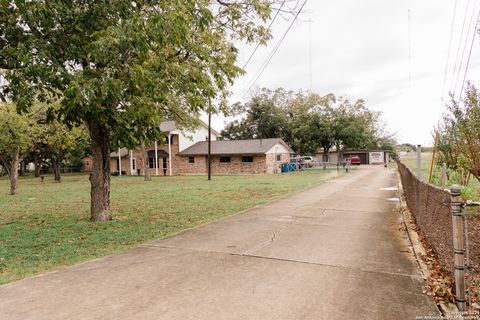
[221,88,392,156]
[0,0,287,220]
[437,83,480,184]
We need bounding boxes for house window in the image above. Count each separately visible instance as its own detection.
[165,136,170,144]
[189,156,195,164]
[241,156,254,163]
[149,157,155,169]
[276,155,281,162]
[132,159,136,170]
[220,156,231,163]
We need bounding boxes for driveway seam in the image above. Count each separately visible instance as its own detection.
[143,243,424,280]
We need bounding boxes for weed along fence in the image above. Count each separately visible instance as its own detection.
[397,161,480,311]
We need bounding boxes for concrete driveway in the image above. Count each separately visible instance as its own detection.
[0,166,439,319]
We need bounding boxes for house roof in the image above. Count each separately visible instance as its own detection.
[159,120,177,132]
[179,138,294,156]
[110,148,129,158]
[160,120,220,136]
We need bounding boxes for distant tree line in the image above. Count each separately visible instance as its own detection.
[221,88,396,159]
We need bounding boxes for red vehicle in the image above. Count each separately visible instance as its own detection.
[350,155,361,165]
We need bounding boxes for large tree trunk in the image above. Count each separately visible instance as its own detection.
[140,139,151,181]
[34,155,41,177]
[53,161,61,182]
[88,124,112,221]
[9,147,20,195]
[19,160,25,176]
[322,147,330,162]
[52,153,65,182]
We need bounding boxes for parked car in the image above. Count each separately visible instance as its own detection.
[350,156,361,165]
[298,156,317,167]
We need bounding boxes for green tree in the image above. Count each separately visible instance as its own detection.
[221,88,336,153]
[1,1,282,221]
[40,124,89,182]
[221,89,291,141]
[330,98,381,158]
[0,103,43,194]
[294,106,335,158]
[439,83,480,183]
[222,88,389,159]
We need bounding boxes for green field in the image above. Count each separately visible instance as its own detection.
[0,169,343,284]
[399,152,480,200]
[398,152,433,181]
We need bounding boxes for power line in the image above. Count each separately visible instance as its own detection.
[242,0,307,98]
[449,0,472,98]
[242,0,304,96]
[459,6,480,100]
[309,17,312,91]
[440,0,458,103]
[452,0,479,99]
[242,0,286,70]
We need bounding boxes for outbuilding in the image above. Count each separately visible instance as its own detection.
[321,150,391,165]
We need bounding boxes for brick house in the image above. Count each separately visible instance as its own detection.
[81,121,293,175]
[80,156,93,172]
[177,138,293,175]
[81,120,219,176]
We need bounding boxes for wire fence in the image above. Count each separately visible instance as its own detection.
[397,161,454,276]
[397,160,480,307]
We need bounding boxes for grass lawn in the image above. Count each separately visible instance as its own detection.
[0,169,343,284]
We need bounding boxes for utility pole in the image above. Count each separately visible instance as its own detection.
[416,144,422,180]
[118,148,122,176]
[408,9,412,89]
[208,105,212,181]
[428,131,438,183]
[450,185,466,311]
[309,18,312,91]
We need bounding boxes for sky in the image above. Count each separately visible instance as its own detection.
[204,0,480,146]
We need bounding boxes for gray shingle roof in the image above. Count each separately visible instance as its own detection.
[159,120,177,132]
[110,148,129,158]
[178,138,294,156]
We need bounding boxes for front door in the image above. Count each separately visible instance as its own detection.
[131,158,137,175]
[163,157,167,176]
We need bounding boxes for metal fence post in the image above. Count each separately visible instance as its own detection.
[416,144,422,180]
[450,185,466,311]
